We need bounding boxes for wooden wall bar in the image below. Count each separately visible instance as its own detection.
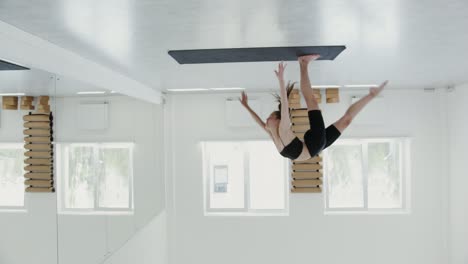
[23,109,54,193]
[2,96,18,110]
[326,88,340,103]
[289,89,324,193]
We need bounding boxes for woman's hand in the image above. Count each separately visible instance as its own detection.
[369,80,388,97]
[239,91,249,107]
[274,61,287,81]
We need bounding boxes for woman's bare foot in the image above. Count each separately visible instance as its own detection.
[369,80,389,97]
[298,54,321,65]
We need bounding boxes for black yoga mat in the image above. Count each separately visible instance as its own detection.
[168,46,346,64]
[0,59,29,71]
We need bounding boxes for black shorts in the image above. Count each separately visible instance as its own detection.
[303,110,341,156]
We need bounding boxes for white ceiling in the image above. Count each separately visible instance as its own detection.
[0,69,120,96]
[0,0,468,92]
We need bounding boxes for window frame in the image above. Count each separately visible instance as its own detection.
[202,140,290,216]
[57,142,134,215]
[0,142,27,212]
[323,137,411,214]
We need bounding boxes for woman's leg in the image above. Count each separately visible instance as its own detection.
[298,55,321,111]
[333,81,388,133]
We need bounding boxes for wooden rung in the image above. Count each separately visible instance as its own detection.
[24,165,52,172]
[2,105,17,110]
[292,124,309,132]
[23,114,50,122]
[294,132,305,137]
[24,179,53,187]
[289,103,301,109]
[289,97,300,103]
[21,96,34,101]
[38,96,49,102]
[23,129,51,136]
[294,156,322,164]
[24,158,53,165]
[24,143,52,151]
[23,122,50,129]
[292,117,309,124]
[37,105,51,110]
[291,109,308,117]
[325,88,339,94]
[24,172,52,180]
[291,187,322,193]
[25,187,54,193]
[20,105,35,110]
[35,109,51,114]
[292,179,323,187]
[326,98,340,103]
[2,97,18,104]
[293,163,322,171]
[3,96,19,100]
[24,137,52,143]
[292,171,323,179]
[24,151,52,158]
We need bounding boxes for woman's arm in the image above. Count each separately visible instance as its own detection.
[239,91,269,133]
[274,62,292,130]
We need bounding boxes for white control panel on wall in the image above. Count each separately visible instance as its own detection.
[77,102,108,130]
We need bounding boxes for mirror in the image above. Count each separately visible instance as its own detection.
[54,76,165,264]
[0,68,57,264]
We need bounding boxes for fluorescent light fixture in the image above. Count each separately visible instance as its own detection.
[167,88,210,92]
[0,92,26,96]
[311,85,341,88]
[110,90,117,94]
[168,87,245,92]
[343,84,378,88]
[76,91,106,95]
[210,87,245,91]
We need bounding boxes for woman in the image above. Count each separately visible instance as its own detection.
[240,54,388,161]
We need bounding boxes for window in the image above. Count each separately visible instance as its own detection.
[324,138,411,213]
[202,141,288,215]
[57,143,134,214]
[0,143,25,210]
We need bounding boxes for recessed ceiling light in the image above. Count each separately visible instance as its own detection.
[210,87,245,91]
[76,91,106,95]
[311,85,341,88]
[0,92,26,96]
[343,84,378,88]
[167,88,210,92]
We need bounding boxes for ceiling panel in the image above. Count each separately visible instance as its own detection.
[0,0,467,92]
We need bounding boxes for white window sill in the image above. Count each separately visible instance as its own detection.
[0,208,27,213]
[324,209,411,215]
[58,210,134,216]
[204,211,289,217]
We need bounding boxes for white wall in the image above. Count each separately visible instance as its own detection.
[167,89,448,264]
[54,95,166,264]
[447,83,468,264]
[103,210,168,264]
